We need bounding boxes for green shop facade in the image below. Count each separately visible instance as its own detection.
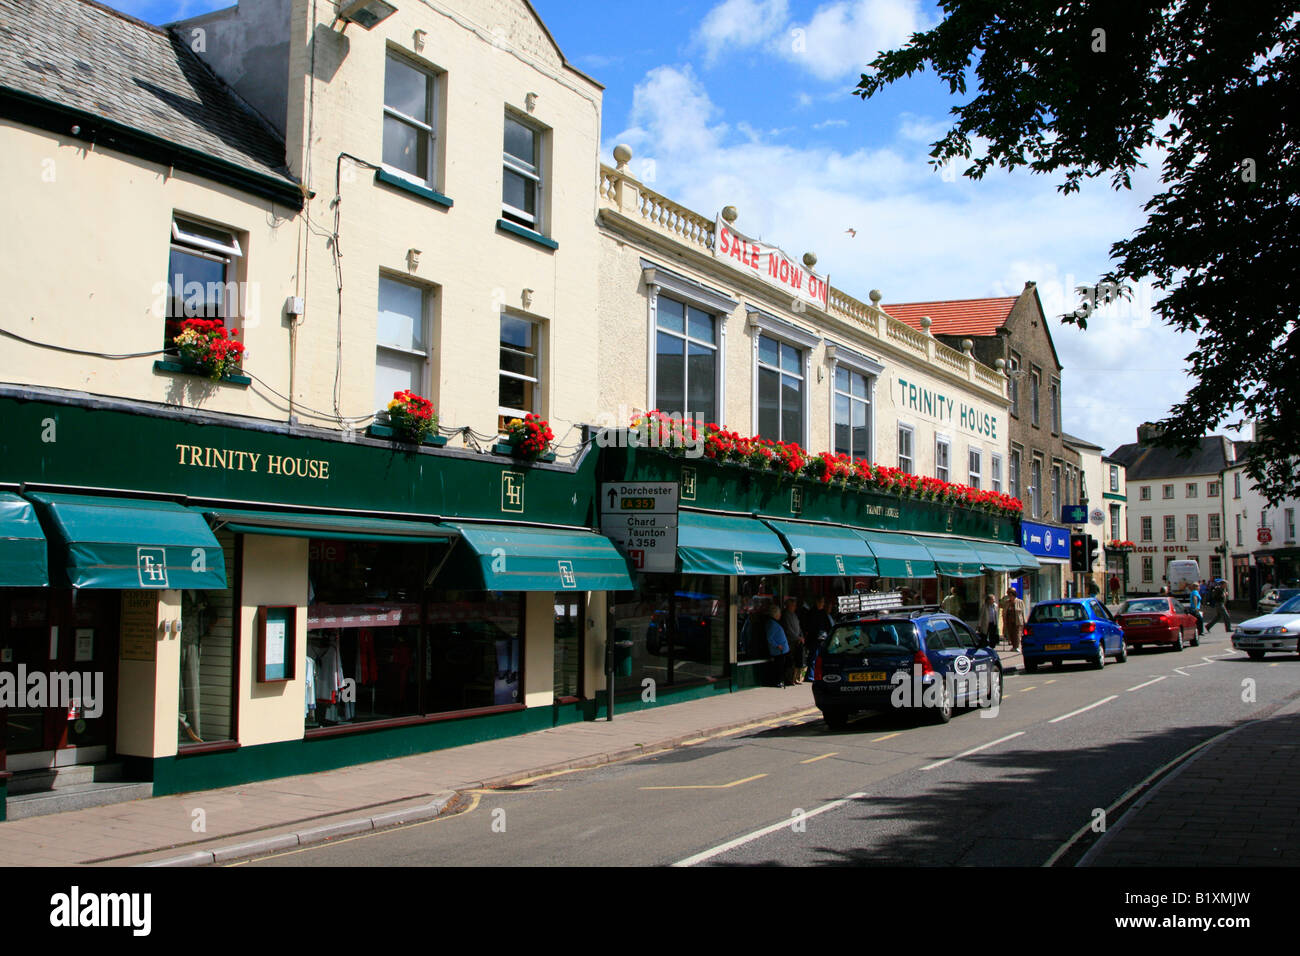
[0,392,1033,819]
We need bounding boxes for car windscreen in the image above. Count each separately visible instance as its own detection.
[1276,595,1300,614]
[1121,599,1170,614]
[1028,602,1086,622]
[825,620,918,654]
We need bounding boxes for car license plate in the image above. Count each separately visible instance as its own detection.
[1045,643,1070,650]
[848,671,888,683]
[1129,618,1152,626]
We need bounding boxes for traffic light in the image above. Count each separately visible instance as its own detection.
[1086,535,1100,570]
[1070,533,1088,572]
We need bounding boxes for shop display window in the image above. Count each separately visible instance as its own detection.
[178,530,236,747]
[612,575,727,695]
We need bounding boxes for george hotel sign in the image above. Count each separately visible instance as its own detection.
[714,216,830,310]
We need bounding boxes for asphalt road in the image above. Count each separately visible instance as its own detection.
[234,629,1300,867]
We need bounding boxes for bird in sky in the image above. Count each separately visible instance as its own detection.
[845,228,857,238]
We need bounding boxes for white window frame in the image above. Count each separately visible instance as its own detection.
[1141,516,1153,542]
[1030,368,1041,426]
[1050,378,1061,434]
[1163,484,1175,499]
[498,311,543,423]
[642,261,734,426]
[826,341,881,463]
[968,447,982,489]
[935,436,951,482]
[1234,472,1242,498]
[1208,481,1220,497]
[1008,353,1020,418]
[1236,514,1243,546]
[382,50,439,188]
[1051,463,1062,520]
[1164,515,1176,541]
[1030,457,1042,518]
[1109,465,1119,493]
[1010,447,1021,500]
[1142,557,1153,583]
[1186,482,1198,499]
[1140,485,1151,501]
[502,111,546,232]
[897,424,915,475]
[748,308,818,446]
[1110,503,1121,540]
[375,273,433,410]
[991,453,1003,494]
[1209,513,1221,540]
[167,216,244,345]
[1187,514,1199,541]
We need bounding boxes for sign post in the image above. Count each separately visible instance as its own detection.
[600,482,679,573]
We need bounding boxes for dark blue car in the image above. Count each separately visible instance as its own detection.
[811,612,1002,728]
[1021,598,1127,672]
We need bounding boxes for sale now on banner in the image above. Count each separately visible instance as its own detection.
[714,216,829,310]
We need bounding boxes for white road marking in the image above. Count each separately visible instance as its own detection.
[673,792,869,866]
[1172,667,1190,677]
[1049,696,1118,724]
[920,732,1026,771]
[1126,676,1168,692]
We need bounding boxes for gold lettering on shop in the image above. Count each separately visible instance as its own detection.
[174,444,329,480]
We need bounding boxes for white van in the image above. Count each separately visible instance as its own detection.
[1167,559,1201,596]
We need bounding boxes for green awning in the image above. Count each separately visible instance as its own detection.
[968,540,1038,573]
[918,536,984,577]
[28,493,227,590]
[852,529,937,579]
[1006,544,1040,573]
[678,511,791,576]
[763,520,877,577]
[440,522,634,591]
[204,508,453,544]
[0,492,48,587]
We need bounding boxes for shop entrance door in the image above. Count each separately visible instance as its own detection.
[1,590,118,772]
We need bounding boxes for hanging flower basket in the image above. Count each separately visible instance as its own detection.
[503,414,555,460]
[386,390,437,443]
[173,318,245,381]
[1107,540,1136,552]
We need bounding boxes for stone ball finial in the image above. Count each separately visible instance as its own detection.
[920,315,932,333]
[802,252,817,269]
[612,144,633,170]
[721,205,738,223]
[869,289,882,304]
[961,338,974,354]
[995,357,1007,372]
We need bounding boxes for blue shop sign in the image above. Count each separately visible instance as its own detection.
[1021,520,1069,559]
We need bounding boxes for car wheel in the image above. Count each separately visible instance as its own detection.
[823,710,849,730]
[1117,640,1128,663]
[1092,641,1106,670]
[1191,630,1200,647]
[1173,631,1184,652]
[1051,659,1064,669]
[985,668,1003,709]
[928,680,953,724]
[1023,658,1039,673]
[1247,650,1266,661]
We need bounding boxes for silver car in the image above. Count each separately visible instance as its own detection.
[1232,595,1300,660]
[1257,587,1300,616]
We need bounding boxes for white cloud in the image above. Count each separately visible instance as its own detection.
[693,0,928,82]
[785,0,928,81]
[695,0,790,64]
[813,118,849,129]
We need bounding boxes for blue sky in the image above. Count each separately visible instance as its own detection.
[103,0,1213,457]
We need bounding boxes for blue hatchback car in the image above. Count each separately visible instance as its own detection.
[1021,598,1126,672]
[811,612,1002,728]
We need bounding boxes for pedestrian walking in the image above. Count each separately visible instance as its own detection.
[941,585,963,618]
[978,591,1001,646]
[1186,586,1205,635]
[1109,573,1121,604]
[763,604,789,687]
[1204,579,1233,632]
[999,587,1026,652]
[781,596,805,684]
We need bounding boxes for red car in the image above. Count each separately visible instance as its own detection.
[1115,597,1200,651]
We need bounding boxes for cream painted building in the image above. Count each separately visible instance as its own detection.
[596,151,1011,488]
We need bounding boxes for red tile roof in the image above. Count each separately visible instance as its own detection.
[882,296,1019,337]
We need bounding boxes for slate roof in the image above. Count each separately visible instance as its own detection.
[0,0,296,190]
[1062,432,1105,452]
[1108,436,1235,480]
[883,297,1019,337]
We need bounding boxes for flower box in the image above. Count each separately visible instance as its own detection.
[367,423,447,446]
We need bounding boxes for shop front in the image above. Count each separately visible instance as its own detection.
[1018,520,1070,605]
[0,392,632,818]
[601,443,1033,694]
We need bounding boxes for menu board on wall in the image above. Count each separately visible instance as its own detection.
[120,591,159,661]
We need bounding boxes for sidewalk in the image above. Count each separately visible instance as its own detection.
[0,684,823,866]
[1082,694,1300,866]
